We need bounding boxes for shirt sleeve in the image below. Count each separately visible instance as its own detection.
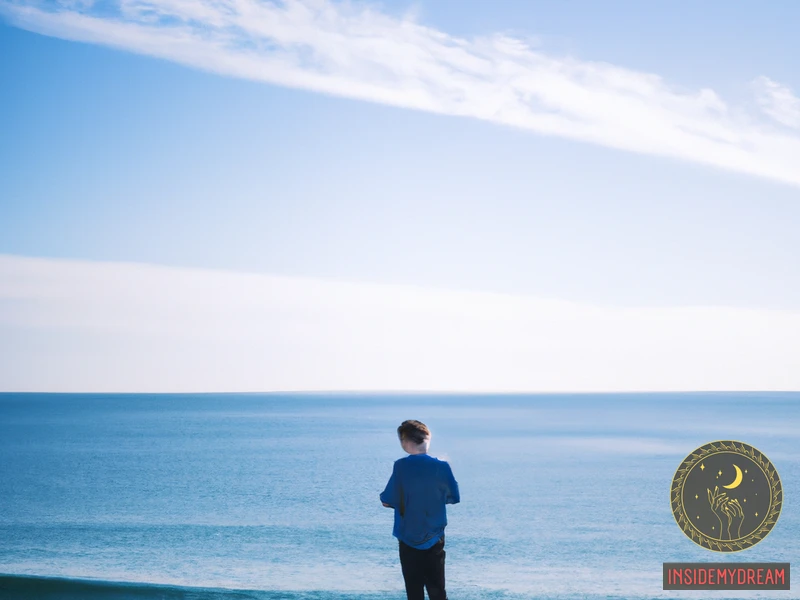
[379,461,399,507]
[443,462,460,505]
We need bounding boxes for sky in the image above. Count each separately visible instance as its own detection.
[1,0,799,392]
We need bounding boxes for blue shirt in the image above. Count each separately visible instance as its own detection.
[380,454,460,549]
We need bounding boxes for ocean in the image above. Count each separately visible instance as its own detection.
[0,392,797,599]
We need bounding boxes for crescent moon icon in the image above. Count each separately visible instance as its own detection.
[723,464,743,489]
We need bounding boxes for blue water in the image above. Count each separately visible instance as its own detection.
[0,392,798,599]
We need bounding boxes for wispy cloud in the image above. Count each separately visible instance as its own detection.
[2,255,799,392]
[753,75,800,130]
[2,0,800,187]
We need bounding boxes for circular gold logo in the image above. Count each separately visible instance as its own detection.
[670,441,782,552]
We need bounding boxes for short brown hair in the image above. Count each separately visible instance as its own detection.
[397,420,430,445]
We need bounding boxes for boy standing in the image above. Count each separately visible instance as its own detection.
[380,420,460,600]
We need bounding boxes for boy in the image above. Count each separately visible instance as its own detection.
[380,420,460,600]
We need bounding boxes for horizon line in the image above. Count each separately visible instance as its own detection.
[2,389,798,395]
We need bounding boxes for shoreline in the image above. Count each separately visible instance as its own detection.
[0,574,410,600]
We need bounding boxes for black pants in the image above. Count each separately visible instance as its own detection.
[398,535,448,600]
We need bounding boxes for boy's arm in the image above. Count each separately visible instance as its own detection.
[379,462,399,508]
[443,462,460,505]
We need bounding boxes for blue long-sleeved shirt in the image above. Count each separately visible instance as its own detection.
[380,453,460,549]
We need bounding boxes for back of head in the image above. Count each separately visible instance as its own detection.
[398,420,431,453]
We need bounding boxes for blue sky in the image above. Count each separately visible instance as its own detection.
[1,1,799,392]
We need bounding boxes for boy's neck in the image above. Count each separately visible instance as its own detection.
[401,439,430,455]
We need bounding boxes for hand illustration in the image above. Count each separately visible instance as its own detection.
[707,486,730,539]
[722,498,745,539]
[708,487,745,540]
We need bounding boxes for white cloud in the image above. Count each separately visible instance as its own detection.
[753,75,800,129]
[2,0,800,187]
[1,254,799,392]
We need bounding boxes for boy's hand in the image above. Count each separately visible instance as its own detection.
[382,502,393,508]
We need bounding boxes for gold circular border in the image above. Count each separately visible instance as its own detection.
[670,440,782,552]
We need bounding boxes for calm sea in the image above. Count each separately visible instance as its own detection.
[0,392,798,599]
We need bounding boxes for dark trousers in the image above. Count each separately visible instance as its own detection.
[398,535,448,600]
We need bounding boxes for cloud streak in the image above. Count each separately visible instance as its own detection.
[3,0,800,187]
[753,75,800,130]
[2,254,799,392]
